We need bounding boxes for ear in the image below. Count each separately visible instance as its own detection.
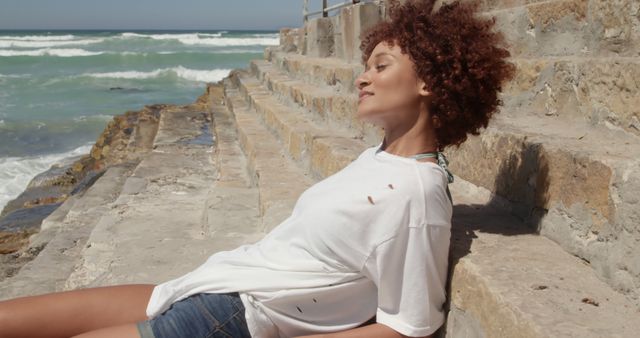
[416,78,432,98]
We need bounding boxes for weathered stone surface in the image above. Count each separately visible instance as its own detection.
[445,179,640,337]
[336,3,383,63]
[304,17,334,58]
[222,81,313,228]
[233,67,370,180]
[485,0,640,57]
[504,57,640,135]
[445,115,640,307]
[249,59,382,144]
[0,164,135,298]
[278,27,299,53]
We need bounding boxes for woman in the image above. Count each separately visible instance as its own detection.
[0,0,515,337]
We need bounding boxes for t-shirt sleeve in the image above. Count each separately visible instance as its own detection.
[361,223,451,337]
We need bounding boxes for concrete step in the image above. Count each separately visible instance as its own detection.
[248,59,382,145]
[265,48,360,94]
[62,103,262,288]
[267,49,640,137]
[203,83,262,241]
[483,0,639,58]
[445,178,640,337]
[477,0,548,11]
[0,163,137,299]
[447,113,640,306]
[506,56,640,136]
[230,68,368,179]
[222,77,315,233]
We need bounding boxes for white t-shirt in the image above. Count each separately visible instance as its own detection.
[145,142,453,337]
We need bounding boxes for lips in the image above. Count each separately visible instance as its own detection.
[359,91,373,101]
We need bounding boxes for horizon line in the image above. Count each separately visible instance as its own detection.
[0,28,292,31]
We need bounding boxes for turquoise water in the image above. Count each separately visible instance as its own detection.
[0,29,278,209]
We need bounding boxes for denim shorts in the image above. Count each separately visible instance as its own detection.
[136,292,252,338]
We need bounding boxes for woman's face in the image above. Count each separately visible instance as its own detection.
[354,40,429,129]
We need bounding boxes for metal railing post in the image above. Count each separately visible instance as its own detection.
[304,0,376,21]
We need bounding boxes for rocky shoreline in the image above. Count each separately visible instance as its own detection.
[0,90,209,280]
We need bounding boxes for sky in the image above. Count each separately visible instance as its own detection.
[0,0,318,31]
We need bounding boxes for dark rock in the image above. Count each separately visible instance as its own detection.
[0,203,63,233]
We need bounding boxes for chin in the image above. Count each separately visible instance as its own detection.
[356,109,385,128]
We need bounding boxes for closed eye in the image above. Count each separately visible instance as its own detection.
[376,64,386,70]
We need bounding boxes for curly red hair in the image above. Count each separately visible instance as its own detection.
[360,0,516,149]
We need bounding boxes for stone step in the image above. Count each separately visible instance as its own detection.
[152,104,214,149]
[483,0,638,58]
[266,49,640,137]
[62,103,263,288]
[477,0,548,11]
[506,56,640,136]
[248,59,382,145]
[447,113,640,306]
[265,48,360,94]
[0,163,137,299]
[230,68,368,179]
[222,76,315,233]
[202,83,262,242]
[445,178,640,337]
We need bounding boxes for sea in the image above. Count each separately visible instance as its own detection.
[0,29,279,210]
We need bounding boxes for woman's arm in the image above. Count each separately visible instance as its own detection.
[295,322,431,338]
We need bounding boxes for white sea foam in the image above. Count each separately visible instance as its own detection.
[73,114,113,122]
[85,66,232,82]
[0,73,29,80]
[118,32,277,46]
[0,48,104,57]
[120,32,222,40]
[0,38,104,48]
[177,36,278,46]
[0,143,93,212]
[173,67,232,82]
[215,48,265,54]
[0,34,77,41]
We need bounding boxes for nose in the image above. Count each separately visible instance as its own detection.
[354,70,370,90]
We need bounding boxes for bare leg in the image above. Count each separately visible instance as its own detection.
[0,284,155,338]
[71,324,141,338]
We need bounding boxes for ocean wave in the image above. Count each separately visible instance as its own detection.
[0,143,93,211]
[120,32,223,40]
[178,37,278,46]
[84,66,232,82]
[73,114,114,122]
[0,48,104,57]
[0,73,29,79]
[118,32,277,46]
[0,38,104,48]
[0,34,77,41]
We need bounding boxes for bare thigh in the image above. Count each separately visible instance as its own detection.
[0,284,155,338]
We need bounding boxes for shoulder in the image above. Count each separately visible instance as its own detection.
[414,164,452,227]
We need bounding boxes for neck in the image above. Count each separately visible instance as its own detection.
[381,115,438,157]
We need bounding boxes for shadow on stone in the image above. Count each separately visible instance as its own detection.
[437,141,551,337]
